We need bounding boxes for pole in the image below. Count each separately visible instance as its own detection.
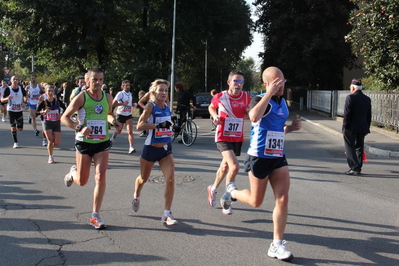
[31,56,34,73]
[205,40,207,93]
[169,0,177,112]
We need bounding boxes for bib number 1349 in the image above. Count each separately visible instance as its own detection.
[264,131,284,157]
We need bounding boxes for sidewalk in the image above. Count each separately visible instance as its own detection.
[292,110,399,158]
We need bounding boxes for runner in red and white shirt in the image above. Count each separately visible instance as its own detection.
[207,70,250,215]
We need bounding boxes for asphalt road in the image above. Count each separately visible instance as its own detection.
[1,113,398,266]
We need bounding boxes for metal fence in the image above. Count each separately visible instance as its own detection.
[307,90,399,132]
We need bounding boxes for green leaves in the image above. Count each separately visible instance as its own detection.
[0,0,252,94]
[349,0,399,90]
[254,0,356,90]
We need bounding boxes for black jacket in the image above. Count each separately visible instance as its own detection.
[342,90,371,134]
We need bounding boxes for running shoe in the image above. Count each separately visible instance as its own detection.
[226,182,238,201]
[28,116,32,124]
[48,156,54,164]
[2,117,5,122]
[267,240,294,261]
[90,215,106,229]
[139,132,146,137]
[222,206,232,215]
[128,147,136,154]
[42,139,48,146]
[34,129,39,136]
[220,191,232,214]
[161,212,178,225]
[13,142,19,149]
[64,165,77,187]
[207,185,217,207]
[132,197,140,212]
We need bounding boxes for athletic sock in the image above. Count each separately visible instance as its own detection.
[12,131,17,142]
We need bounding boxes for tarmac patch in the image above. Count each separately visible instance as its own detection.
[149,174,195,184]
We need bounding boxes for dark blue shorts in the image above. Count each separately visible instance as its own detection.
[141,143,172,162]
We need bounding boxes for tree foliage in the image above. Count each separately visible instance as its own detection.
[254,0,356,90]
[0,0,252,95]
[347,0,399,90]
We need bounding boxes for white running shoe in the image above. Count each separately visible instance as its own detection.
[2,117,5,122]
[90,215,106,229]
[222,206,233,215]
[64,165,77,187]
[220,191,232,213]
[48,156,54,164]
[132,197,140,212]
[207,185,217,207]
[162,212,178,225]
[128,147,136,154]
[42,139,48,146]
[13,142,19,149]
[267,240,294,261]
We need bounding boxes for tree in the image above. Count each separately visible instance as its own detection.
[254,0,356,90]
[236,57,257,91]
[347,1,399,90]
[0,0,252,95]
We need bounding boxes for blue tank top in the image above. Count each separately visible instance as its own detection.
[145,101,172,145]
[247,95,289,158]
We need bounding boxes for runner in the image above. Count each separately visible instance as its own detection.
[61,67,122,229]
[1,76,27,148]
[36,85,66,163]
[132,79,178,225]
[111,80,136,154]
[207,70,250,215]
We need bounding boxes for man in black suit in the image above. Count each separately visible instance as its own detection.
[342,79,371,175]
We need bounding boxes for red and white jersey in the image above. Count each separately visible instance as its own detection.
[211,90,250,143]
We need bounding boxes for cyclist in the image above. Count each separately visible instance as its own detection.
[174,82,196,125]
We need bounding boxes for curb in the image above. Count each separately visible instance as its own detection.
[300,115,399,158]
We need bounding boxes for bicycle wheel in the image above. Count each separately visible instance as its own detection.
[181,121,197,146]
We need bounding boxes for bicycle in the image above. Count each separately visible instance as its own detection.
[171,108,197,146]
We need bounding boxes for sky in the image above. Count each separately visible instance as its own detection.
[242,0,263,68]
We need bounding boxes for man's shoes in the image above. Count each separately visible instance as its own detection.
[267,241,294,261]
[28,116,32,124]
[132,197,140,212]
[42,139,48,146]
[13,142,19,149]
[222,206,233,215]
[90,215,106,229]
[128,147,136,154]
[139,132,146,137]
[207,185,217,207]
[34,129,39,136]
[220,191,232,214]
[48,156,54,164]
[2,117,5,122]
[64,165,77,187]
[162,212,178,225]
[344,169,361,175]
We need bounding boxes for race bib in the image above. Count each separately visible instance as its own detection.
[86,120,106,140]
[10,103,22,111]
[223,117,243,137]
[123,105,132,113]
[46,110,60,121]
[264,131,284,157]
[154,116,173,138]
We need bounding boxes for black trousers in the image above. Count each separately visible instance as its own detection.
[343,129,366,172]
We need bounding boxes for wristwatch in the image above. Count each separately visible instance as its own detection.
[75,124,84,133]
